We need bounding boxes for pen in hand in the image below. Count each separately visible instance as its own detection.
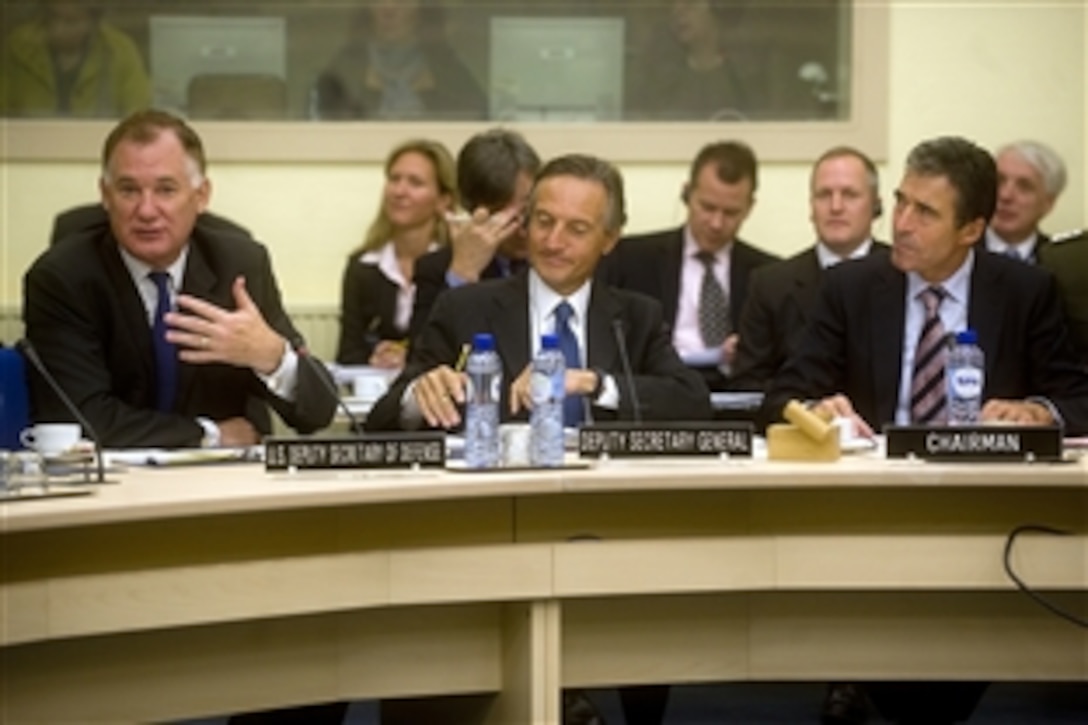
[418,343,471,429]
[454,342,471,373]
[363,316,382,349]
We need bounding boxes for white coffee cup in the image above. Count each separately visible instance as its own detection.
[500,423,532,467]
[20,423,82,457]
[833,416,859,445]
[352,371,390,401]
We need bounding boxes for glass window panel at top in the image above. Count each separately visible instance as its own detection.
[1,0,852,123]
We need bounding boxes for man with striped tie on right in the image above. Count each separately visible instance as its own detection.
[765,135,1088,438]
[762,135,1088,723]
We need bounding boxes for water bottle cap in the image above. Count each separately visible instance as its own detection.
[955,329,978,345]
[540,334,559,350]
[472,333,494,351]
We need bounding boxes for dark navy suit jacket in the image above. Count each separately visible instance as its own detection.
[24,224,335,447]
[365,273,712,431]
[762,250,1088,434]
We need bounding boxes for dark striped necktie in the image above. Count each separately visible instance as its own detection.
[910,286,947,424]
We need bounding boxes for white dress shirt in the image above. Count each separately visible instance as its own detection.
[529,272,619,412]
[816,238,874,269]
[673,226,731,365]
[985,227,1038,262]
[894,251,972,424]
[359,240,438,332]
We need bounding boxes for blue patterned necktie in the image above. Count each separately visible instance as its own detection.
[553,301,584,426]
[149,271,177,412]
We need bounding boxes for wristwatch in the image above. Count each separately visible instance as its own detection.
[589,368,607,400]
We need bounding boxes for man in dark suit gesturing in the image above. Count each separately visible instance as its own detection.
[366,152,711,433]
[23,109,336,449]
[599,140,779,391]
[733,146,889,392]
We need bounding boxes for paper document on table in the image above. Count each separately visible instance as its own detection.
[104,447,262,467]
[710,392,764,410]
[445,428,579,461]
[680,348,724,367]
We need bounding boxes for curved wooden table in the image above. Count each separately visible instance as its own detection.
[2,453,1086,723]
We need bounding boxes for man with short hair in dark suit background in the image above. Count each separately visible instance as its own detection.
[599,140,779,392]
[733,146,889,394]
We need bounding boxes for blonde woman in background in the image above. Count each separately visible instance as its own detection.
[336,138,457,368]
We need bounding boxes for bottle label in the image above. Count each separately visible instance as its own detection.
[464,374,502,403]
[529,371,552,403]
[949,366,983,398]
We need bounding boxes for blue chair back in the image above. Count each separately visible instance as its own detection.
[0,345,30,450]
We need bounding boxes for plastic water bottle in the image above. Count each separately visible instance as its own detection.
[530,334,566,467]
[464,333,501,468]
[946,329,985,425]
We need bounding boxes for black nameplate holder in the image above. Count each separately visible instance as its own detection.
[265,432,446,471]
[578,422,753,458]
[884,425,1062,462]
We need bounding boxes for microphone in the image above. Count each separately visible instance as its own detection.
[16,339,106,483]
[611,319,642,425]
[289,336,365,434]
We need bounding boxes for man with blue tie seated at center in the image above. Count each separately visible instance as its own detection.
[365,151,710,725]
[365,153,711,436]
[22,109,336,449]
[763,135,1088,724]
